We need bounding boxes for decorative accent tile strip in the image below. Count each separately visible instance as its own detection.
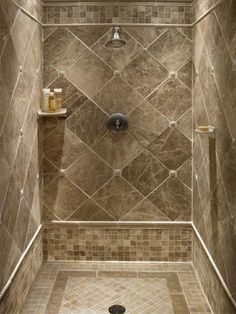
[43,223,192,262]
[43,4,192,25]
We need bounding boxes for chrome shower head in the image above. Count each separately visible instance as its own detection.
[106,26,126,48]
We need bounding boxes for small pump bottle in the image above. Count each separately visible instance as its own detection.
[54,88,62,109]
[49,92,56,112]
[42,89,50,112]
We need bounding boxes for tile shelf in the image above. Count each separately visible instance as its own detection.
[37,108,67,117]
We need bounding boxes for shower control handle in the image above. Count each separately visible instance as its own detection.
[107,113,128,133]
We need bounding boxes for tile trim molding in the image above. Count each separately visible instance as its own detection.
[0,225,42,301]
[192,223,236,310]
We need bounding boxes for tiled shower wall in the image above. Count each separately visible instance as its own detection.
[192,0,236,306]
[0,0,43,306]
[42,24,193,223]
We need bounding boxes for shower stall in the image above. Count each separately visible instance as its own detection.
[0,0,235,313]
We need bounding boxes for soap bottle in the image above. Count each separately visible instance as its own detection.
[42,89,50,112]
[54,88,62,110]
[49,92,56,112]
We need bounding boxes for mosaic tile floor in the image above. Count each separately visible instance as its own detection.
[21,262,212,314]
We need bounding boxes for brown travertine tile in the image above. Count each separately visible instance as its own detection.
[48,75,88,115]
[92,28,143,71]
[177,60,192,89]
[177,159,192,189]
[68,199,114,221]
[66,49,113,97]
[177,109,192,140]
[124,26,167,48]
[92,177,143,220]
[65,148,113,196]
[93,131,143,169]
[43,176,88,220]
[44,28,87,71]
[44,126,87,170]
[121,50,168,97]
[13,198,30,251]
[170,294,190,314]
[43,60,58,86]
[42,157,60,187]
[93,76,143,115]
[66,100,107,146]
[98,271,138,278]
[122,199,169,221]
[148,127,192,170]
[69,26,110,47]
[128,100,169,147]
[148,177,191,221]
[148,28,192,71]
[122,150,169,195]
[147,78,191,121]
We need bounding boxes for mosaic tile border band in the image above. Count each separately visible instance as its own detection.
[43,4,192,24]
[43,223,193,262]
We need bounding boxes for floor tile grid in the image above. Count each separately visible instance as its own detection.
[21,262,212,314]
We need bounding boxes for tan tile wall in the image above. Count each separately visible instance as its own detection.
[192,0,236,305]
[42,25,193,223]
[0,0,43,299]
[43,223,192,262]
[0,232,43,314]
[193,234,236,314]
[43,4,192,25]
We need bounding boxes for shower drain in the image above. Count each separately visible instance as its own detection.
[108,304,126,314]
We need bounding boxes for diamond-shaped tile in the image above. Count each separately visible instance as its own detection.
[66,50,113,97]
[121,51,168,97]
[148,177,191,221]
[42,157,60,187]
[128,101,168,147]
[49,76,88,115]
[148,128,192,170]
[44,28,87,71]
[123,151,169,196]
[68,199,114,221]
[93,76,143,115]
[43,61,58,87]
[66,100,107,146]
[93,132,143,169]
[177,109,192,140]
[147,78,191,121]
[43,177,87,220]
[125,26,167,48]
[148,28,192,71]
[69,26,110,47]
[122,199,169,221]
[177,159,192,188]
[177,60,192,89]
[92,28,143,71]
[92,177,143,220]
[44,126,87,170]
[65,148,113,196]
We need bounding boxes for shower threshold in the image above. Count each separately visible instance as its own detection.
[21,261,212,314]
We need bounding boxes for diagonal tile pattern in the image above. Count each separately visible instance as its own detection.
[92,28,143,71]
[92,177,143,220]
[148,28,192,71]
[121,51,169,97]
[123,150,169,196]
[148,127,192,170]
[42,25,193,223]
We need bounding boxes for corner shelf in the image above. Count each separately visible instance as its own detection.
[37,108,67,118]
[195,125,215,134]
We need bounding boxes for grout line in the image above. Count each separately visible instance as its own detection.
[191,222,236,310]
[0,225,42,300]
